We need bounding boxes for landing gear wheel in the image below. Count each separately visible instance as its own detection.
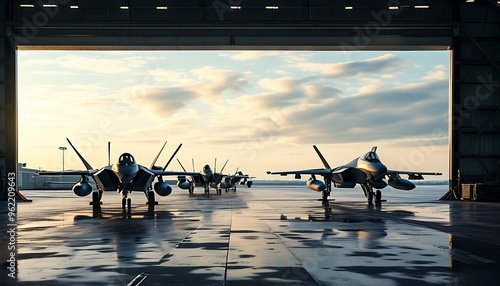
[122,198,126,210]
[322,190,329,201]
[148,191,156,205]
[92,191,100,217]
[368,192,374,204]
[92,191,100,205]
[375,190,382,202]
[127,198,131,211]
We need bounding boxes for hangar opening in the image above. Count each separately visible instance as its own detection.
[1,1,500,201]
[16,50,450,193]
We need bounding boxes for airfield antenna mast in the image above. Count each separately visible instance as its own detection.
[108,142,111,166]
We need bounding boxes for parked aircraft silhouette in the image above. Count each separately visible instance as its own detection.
[267,145,441,204]
[37,139,198,214]
[219,168,254,192]
[176,158,230,194]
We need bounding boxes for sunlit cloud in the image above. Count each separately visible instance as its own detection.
[31,70,75,75]
[295,53,408,77]
[422,64,448,81]
[227,51,282,61]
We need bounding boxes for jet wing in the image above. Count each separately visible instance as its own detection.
[230,175,251,180]
[267,169,332,176]
[151,170,201,177]
[386,170,442,180]
[37,170,96,176]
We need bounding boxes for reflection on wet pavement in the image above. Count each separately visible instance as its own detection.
[1,185,499,285]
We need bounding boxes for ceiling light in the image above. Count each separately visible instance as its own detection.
[389,6,399,10]
[230,6,241,9]
[465,0,474,3]
[43,4,57,8]
[156,6,168,10]
[70,5,79,9]
[20,4,35,7]
[265,6,279,10]
[120,6,129,10]
[345,6,353,10]
[415,5,429,8]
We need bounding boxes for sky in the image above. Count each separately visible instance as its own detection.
[18,50,449,180]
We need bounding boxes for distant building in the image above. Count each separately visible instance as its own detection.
[18,163,81,190]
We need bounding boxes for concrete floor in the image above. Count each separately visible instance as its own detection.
[2,185,500,285]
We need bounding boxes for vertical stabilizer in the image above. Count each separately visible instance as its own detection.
[163,143,182,170]
[177,158,187,172]
[66,138,94,170]
[107,141,111,166]
[150,141,167,169]
[313,145,331,170]
[220,159,229,174]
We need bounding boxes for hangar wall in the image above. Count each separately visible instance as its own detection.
[0,0,498,199]
[450,1,500,200]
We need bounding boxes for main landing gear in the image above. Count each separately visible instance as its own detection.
[204,182,210,195]
[90,191,102,218]
[146,190,157,216]
[122,197,131,212]
[321,177,332,202]
[361,183,382,205]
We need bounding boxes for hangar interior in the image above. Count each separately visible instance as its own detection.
[1,0,499,200]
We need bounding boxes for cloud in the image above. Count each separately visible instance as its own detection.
[190,66,248,97]
[22,54,147,74]
[295,53,409,77]
[135,66,249,117]
[237,76,448,146]
[66,84,108,91]
[228,51,282,61]
[422,64,448,81]
[59,55,146,74]
[32,70,75,76]
[143,87,198,116]
[229,76,341,110]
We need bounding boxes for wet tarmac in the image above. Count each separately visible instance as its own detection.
[2,185,500,285]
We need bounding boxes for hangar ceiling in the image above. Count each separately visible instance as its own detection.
[1,0,499,199]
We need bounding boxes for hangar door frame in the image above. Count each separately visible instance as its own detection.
[1,0,499,200]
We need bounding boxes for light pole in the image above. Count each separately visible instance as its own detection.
[58,147,67,171]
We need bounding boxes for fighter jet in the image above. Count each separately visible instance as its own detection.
[219,169,254,192]
[37,138,199,213]
[267,145,442,204]
[176,158,229,194]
